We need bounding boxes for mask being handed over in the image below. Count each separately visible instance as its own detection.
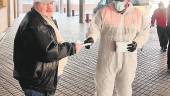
[114,1,126,12]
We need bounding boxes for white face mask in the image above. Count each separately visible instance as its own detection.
[114,1,126,12]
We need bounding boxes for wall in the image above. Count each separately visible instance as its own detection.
[22,4,32,13]
[0,6,8,33]
[0,0,18,33]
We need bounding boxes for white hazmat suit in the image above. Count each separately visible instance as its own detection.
[86,2,150,96]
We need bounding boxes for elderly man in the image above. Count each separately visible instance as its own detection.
[84,0,149,96]
[13,0,82,96]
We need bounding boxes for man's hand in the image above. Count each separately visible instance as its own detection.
[127,41,137,52]
[75,42,83,54]
[84,37,94,49]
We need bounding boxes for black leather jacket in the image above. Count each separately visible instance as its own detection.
[13,8,76,93]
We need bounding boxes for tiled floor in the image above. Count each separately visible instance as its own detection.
[0,13,170,96]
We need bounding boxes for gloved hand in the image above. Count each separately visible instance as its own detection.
[84,37,94,49]
[127,41,137,52]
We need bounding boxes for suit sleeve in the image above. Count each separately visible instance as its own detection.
[28,26,76,62]
[134,13,150,48]
[86,10,103,42]
[151,10,156,26]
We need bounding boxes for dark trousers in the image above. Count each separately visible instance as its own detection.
[19,82,55,96]
[157,25,168,49]
[22,89,54,96]
[167,27,170,68]
[168,40,170,68]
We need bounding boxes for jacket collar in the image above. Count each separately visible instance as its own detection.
[30,8,49,26]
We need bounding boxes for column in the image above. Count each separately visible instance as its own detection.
[14,0,19,18]
[60,0,63,13]
[79,0,85,23]
[67,0,71,17]
[17,0,19,17]
[7,0,11,26]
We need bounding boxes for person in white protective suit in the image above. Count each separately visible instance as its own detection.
[84,0,150,96]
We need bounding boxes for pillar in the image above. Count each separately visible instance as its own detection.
[79,0,85,23]
[67,0,71,17]
[60,0,63,13]
[7,0,11,26]
[14,0,19,18]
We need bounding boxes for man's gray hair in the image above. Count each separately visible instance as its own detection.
[33,2,40,8]
[33,0,55,4]
[33,0,55,8]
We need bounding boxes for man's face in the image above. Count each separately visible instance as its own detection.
[37,3,47,14]
[159,3,164,8]
[36,1,56,17]
[45,1,56,17]
[46,1,56,13]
